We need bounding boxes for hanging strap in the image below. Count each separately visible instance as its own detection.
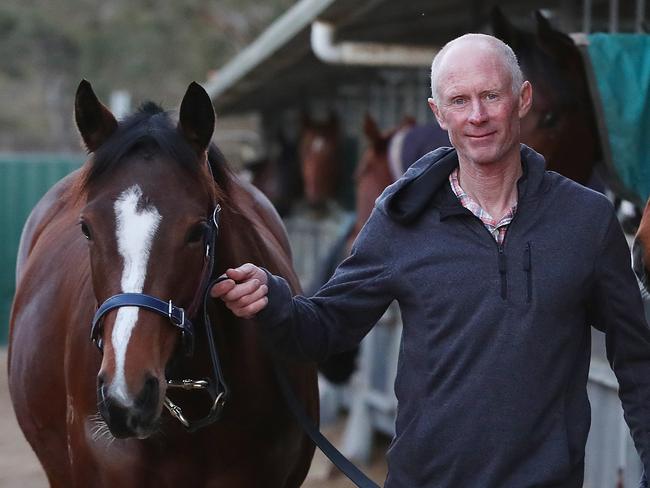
[273,365,381,488]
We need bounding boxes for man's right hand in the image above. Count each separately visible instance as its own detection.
[211,263,269,319]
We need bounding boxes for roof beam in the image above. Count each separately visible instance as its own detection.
[310,20,439,66]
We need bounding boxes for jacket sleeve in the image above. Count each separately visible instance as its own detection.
[589,209,650,478]
[256,209,395,362]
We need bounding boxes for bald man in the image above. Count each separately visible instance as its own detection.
[213,34,650,487]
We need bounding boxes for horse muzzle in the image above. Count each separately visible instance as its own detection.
[97,373,162,439]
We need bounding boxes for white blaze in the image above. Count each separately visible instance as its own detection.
[110,185,161,405]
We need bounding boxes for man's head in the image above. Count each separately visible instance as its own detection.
[428,34,532,167]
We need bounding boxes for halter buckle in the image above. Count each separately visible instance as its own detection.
[168,300,185,328]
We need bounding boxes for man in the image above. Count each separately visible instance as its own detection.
[212,34,650,487]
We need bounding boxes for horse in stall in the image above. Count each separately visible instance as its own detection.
[8,80,317,487]
[313,113,429,385]
[296,111,341,210]
[492,9,602,186]
[244,130,302,218]
[492,8,644,232]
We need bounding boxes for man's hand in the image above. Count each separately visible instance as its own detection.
[211,263,269,319]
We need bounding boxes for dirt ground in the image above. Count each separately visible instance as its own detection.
[0,349,48,488]
[0,348,387,487]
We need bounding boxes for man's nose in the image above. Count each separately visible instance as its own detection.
[468,100,488,124]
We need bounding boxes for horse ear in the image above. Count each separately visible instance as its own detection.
[534,10,581,71]
[74,80,118,153]
[534,10,574,51]
[363,113,382,143]
[490,6,521,48]
[178,82,215,154]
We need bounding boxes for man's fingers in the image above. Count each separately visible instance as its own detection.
[211,264,269,318]
[237,297,269,319]
[223,279,261,303]
[211,278,235,298]
[233,284,268,309]
[226,263,257,281]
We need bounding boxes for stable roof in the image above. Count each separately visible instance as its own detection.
[206,0,641,114]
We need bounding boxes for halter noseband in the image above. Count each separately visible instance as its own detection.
[90,204,230,432]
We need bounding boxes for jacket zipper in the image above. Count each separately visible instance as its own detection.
[463,205,521,301]
[523,242,532,303]
[498,244,507,300]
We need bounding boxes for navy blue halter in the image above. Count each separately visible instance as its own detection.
[90,205,230,432]
[91,293,193,354]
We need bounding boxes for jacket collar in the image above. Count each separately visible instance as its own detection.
[379,144,548,224]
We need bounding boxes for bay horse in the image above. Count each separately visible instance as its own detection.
[9,80,318,487]
[493,8,644,232]
[491,8,602,187]
[244,130,301,217]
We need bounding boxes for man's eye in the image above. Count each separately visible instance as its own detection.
[486,93,498,100]
[452,98,465,105]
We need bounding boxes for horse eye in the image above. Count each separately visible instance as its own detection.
[80,221,92,240]
[540,111,559,128]
[186,223,207,244]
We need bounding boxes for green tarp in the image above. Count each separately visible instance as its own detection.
[587,34,650,203]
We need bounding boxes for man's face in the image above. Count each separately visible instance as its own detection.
[428,42,532,167]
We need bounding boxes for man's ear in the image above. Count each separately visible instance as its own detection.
[518,81,533,118]
[428,98,447,130]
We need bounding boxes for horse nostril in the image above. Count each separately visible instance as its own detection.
[136,375,160,412]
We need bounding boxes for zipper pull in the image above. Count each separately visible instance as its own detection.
[498,246,507,274]
[498,246,507,299]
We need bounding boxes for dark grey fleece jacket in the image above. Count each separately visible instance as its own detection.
[258,145,650,487]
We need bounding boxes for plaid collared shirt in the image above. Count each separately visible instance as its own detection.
[449,167,517,245]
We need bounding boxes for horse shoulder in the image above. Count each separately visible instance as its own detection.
[227,176,300,291]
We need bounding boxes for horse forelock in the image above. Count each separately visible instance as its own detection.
[78,106,230,205]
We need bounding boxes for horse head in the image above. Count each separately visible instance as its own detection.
[298,111,340,205]
[491,8,601,184]
[352,114,412,237]
[75,80,221,438]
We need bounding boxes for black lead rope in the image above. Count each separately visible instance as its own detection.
[273,364,381,488]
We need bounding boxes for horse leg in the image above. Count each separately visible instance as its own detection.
[9,310,73,485]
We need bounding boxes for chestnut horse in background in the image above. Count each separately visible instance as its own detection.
[9,81,317,487]
[314,114,422,384]
[297,112,341,208]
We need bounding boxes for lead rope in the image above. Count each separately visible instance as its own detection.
[273,364,380,488]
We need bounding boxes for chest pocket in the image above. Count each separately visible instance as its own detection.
[525,240,592,313]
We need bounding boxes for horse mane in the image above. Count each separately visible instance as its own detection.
[79,102,232,197]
